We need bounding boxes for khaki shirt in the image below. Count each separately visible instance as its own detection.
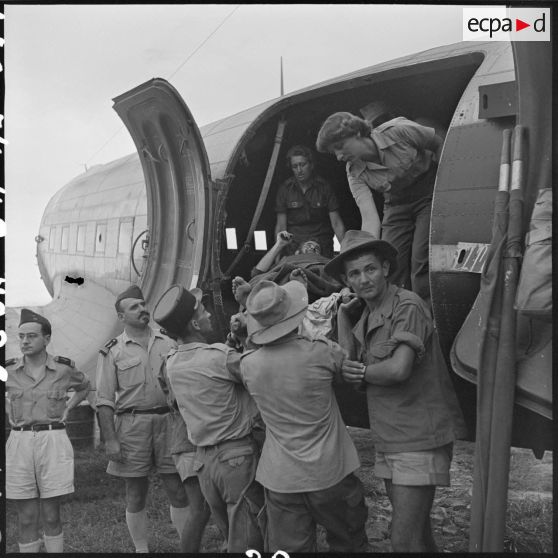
[346,117,436,205]
[240,335,361,493]
[349,284,467,452]
[6,353,90,427]
[274,175,340,255]
[95,328,175,412]
[158,358,195,454]
[166,342,259,447]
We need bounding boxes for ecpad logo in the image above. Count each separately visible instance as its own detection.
[463,7,550,41]
[468,13,545,36]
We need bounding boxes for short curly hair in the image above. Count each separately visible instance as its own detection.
[315,112,371,153]
[285,144,314,168]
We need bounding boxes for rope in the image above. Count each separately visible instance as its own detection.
[86,6,240,165]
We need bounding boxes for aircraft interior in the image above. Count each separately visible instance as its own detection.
[216,52,485,318]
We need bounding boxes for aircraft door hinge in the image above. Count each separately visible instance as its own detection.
[141,234,150,251]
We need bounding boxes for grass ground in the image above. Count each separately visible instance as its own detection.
[5,429,553,553]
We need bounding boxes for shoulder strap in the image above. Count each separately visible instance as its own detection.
[54,355,76,367]
[99,338,118,356]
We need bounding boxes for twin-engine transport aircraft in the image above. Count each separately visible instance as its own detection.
[6,40,551,455]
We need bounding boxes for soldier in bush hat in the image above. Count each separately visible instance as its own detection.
[6,309,90,553]
[95,285,188,553]
[237,274,368,553]
[153,285,264,553]
[326,230,467,552]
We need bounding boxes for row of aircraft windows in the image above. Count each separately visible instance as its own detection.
[48,221,134,254]
[48,224,340,254]
[224,228,341,253]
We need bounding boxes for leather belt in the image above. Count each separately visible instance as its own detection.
[200,433,254,451]
[12,422,66,432]
[116,406,170,416]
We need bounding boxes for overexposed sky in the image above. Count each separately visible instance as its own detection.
[5,4,465,306]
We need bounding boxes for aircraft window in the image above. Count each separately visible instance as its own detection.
[254,230,268,251]
[76,225,87,252]
[61,226,70,251]
[118,221,134,254]
[95,224,107,253]
[225,228,238,250]
[49,228,56,250]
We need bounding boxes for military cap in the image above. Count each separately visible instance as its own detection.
[19,308,52,335]
[115,285,145,310]
[153,285,203,338]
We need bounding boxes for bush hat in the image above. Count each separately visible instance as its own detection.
[324,230,398,281]
[246,280,308,345]
[153,284,203,337]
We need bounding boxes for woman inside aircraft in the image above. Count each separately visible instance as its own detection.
[274,145,346,258]
[316,112,442,304]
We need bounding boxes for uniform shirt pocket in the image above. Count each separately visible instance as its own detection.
[365,340,398,364]
[308,200,328,222]
[393,145,418,172]
[47,389,67,419]
[286,200,308,225]
[218,445,255,468]
[8,389,26,422]
[116,357,144,389]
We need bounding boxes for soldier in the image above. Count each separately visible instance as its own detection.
[153,285,264,553]
[238,278,369,553]
[158,356,211,552]
[6,309,91,553]
[95,285,188,553]
[324,230,467,552]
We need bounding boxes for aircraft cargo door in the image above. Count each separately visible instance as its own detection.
[112,78,213,308]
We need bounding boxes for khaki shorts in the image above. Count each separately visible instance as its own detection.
[375,443,453,486]
[172,451,198,482]
[6,430,75,499]
[107,412,177,477]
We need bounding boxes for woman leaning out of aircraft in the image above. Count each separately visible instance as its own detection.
[316,112,443,304]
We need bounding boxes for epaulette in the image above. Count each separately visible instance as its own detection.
[99,338,118,356]
[54,355,76,367]
[239,348,256,360]
[5,357,18,367]
[159,328,178,341]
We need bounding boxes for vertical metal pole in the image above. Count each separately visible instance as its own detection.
[469,128,511,551]
[483,125,524,551]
